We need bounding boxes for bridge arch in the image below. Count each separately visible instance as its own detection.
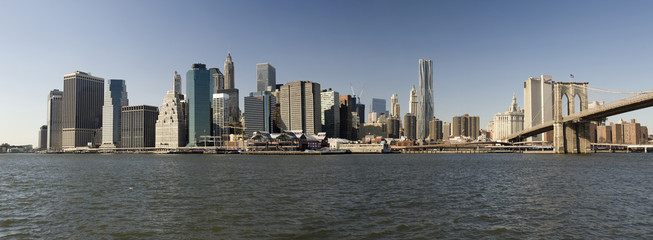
[553,82,590,153]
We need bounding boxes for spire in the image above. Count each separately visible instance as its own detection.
[509,92,519,112]
[226,52,232,62]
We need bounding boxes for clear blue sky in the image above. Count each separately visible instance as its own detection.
[1,0,653,145]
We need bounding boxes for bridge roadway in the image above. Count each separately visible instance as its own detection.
[506,91,653,142]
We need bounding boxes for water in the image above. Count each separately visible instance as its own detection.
[1,153,653,239]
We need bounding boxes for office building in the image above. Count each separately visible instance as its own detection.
[387,118,401,138]
[257,63,276,92]
[224,53,235,89]
[429,118,443,141]
[100,79,128,148]
[215,88,240,133]
[416,59,434,140]
[244,91,275,137]
[155,73,188,148]
[46,89,63,150]
[209,68,224,92]
[121,105,158,148]
[404,113,417,140]
[38,125,47,150]
[409,85,418,114]
[279,81,321,134]
[443,122,452,139]
[186,63,212,147]
[372,98,386,120]
[524,75,553,142]
[212,93,231,141]
[62,71,104,149]
[390,93,400,118]
[321,89,340,138]
[339,95,354,140]
[173,71,182,95]
[492,93,524,141]
[452,114,480,139]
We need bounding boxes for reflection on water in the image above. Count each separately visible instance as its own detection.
[1,153,653,239]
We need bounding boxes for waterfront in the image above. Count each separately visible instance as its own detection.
[1,153,653,239]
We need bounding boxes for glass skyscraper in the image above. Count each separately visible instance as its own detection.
[256,63,276,92]
[101,79,128,148]
[372,98,386,120]
[416,59,433,140]
[186,63,212,147]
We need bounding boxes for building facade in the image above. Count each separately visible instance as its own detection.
[209,68,223,92]
[38,125,47,150]
[100,79,129,148]
[371,98,386,120]
[320,89,340,138]
[256,63,276,92]
[390,93,400,118]
[492,94,524,141]
[121,105,159,148]
[173,71,182,95]
[452,114,480,139]
[186,63,212,147]
[155,90,188,148]
[47,89,63,150]
[416,59,434,140]
[524,75,553,142]
[279,81,322,134]
[212,93,231,140]
[443,122,452,139]
[244,91,275,137]
[429,118,443,141]
[408,85,418,114]
[62,71,104,149]
[223,53,235,89]
[404,113,417,140]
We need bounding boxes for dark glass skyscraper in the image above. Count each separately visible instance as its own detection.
[62,71,104,149]
[372,98,386,119]
[47,89,63,150]
[186,63,212,147]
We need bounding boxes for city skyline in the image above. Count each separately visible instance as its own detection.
[2,1,653,145]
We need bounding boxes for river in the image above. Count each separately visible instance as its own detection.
[1,153,652,239]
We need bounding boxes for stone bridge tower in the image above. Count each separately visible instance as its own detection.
[553,82,590,153]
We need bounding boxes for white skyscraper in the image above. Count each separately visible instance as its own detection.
[100,79,128,148]
[390,93,400,118]
[408,85,418,114]
[320,89,340,138]
[416,59,434,140]
[524,75,553,142]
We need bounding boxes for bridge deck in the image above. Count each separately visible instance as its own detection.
[506,92,653,142]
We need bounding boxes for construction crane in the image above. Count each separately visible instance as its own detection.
[350,82,365,102]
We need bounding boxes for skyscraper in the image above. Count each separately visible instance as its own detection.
[186,63,212,147]
[390,93,400,118]
[409,85,418,114]
[452,114,480,139]
[213,93,231,140]
[209,68,223,92]
[429,118,443,141]
[244,91,275,136]
[416,59,434,140]
[320,89,340,138]
[155,72,188,148]
[120,105,158,148]
[339,95,354,140]
[524,75,553,142]
[279,81,322,134]
[38,125,47,150]
[100,79,128,148]
[46,89,63,150]
[224,53,235,89]
[62,71,104,149]
[173,71,182,95]
[372,98,386,120]
[256,63,276,92]
[404,113,417,140]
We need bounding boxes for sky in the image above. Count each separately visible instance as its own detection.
[1,0,653,146]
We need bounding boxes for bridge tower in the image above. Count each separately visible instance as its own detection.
[553,82,591,153]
